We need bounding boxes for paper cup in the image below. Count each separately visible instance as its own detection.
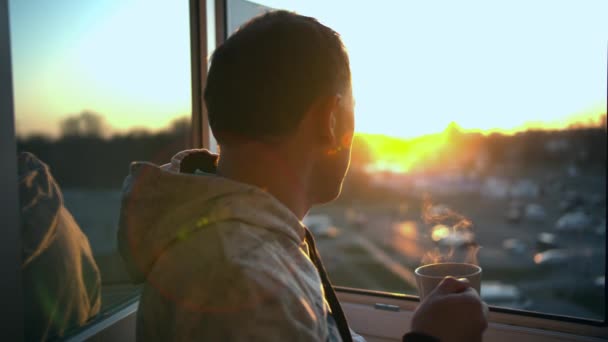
[415,262,482,299]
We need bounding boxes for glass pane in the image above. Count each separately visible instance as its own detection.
[9,0,191,339]
[230,0,607,321]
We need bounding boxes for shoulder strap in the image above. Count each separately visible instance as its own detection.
[305,229,353,342]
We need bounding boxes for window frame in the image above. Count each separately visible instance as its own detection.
[63,297,139,342]
[191,0,211,149]
[337,289,608,341]
[1,0,24,340]
[336,287,608,338]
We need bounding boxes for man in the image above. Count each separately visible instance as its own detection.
[118,10,487,341]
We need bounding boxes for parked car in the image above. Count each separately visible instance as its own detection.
[303,214,340,238]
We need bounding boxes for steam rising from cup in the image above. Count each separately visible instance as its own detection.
[421,195,481,266]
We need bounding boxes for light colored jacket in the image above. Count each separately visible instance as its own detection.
[118,149,364,341]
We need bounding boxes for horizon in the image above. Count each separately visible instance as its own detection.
[15,110,607,140]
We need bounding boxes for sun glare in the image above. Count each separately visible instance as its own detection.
[361,131,449,174]
[357,111,605,174]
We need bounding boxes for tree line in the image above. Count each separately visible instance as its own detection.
[17,111,607,190]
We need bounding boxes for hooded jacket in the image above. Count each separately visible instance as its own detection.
[19,152,101,341]
[117,149,365,341]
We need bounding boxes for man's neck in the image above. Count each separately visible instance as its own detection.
[216,142,312,220]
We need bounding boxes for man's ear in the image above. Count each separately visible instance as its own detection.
[314,95,341,145]
[330,111,337,136]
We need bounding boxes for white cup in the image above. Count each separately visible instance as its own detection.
[414,262,482,299]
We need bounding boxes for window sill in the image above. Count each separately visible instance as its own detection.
[335,286,608,340]
[64,297,139,342]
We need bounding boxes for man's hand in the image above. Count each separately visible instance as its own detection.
[410,277,488,342]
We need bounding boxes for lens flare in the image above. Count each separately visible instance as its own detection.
[431,224,451,242]
[396,220,418,239]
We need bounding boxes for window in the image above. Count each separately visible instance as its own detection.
[227,0,607,323]
[9,0,192,339]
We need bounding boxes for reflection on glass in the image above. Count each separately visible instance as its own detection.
[19,152,101,341]
[233,0,607,320]
[10,0,192,339]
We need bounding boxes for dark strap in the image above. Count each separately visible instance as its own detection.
[402,332,440,342]
[304,229,353,342]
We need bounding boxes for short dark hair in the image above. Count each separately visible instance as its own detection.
[204,10,351,144]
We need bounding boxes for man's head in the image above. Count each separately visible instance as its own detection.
[205,10,354,204]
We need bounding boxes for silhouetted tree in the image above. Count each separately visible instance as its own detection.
[60,111,107,138]
[168,117,190,136]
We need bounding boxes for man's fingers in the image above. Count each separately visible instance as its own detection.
[434,276,471,295]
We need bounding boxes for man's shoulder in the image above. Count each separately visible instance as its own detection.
[143,221,313,311]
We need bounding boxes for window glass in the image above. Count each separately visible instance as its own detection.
[9,0,191,339]
[228,0,607,321]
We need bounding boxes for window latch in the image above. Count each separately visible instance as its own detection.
[374,303,400,312]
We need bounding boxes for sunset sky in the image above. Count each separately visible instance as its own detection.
[9,0,608,139]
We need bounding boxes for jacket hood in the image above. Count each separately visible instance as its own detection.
[18,152,63,266]
[117,149,305,283]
